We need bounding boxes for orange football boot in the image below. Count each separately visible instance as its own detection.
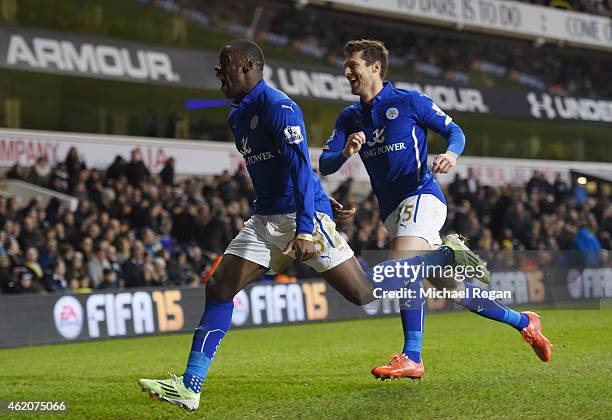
[371,354,424,380]
[520,311,553,362]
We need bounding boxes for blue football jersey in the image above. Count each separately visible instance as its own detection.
[228,80,332,235]
[324,82,449,221]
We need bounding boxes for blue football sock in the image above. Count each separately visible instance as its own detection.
[460,282,529,331]
[400,290,426,363]
[183,297,234,392]
[367,247,454,363]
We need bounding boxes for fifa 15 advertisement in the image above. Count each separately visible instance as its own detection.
[1,255,608,347]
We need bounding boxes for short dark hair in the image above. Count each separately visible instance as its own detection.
[228,39,265,71]
[344,39,389,79]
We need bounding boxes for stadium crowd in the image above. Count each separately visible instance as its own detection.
[0,147,609,295]
[524,0,612,16]
[143,0,612,99]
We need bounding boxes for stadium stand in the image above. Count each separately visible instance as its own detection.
[0,147,608,294]
[143,0,612,98]
[521,0,612,16]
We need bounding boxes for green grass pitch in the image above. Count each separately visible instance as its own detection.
[2,309,611,419]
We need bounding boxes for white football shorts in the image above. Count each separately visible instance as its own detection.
[224,212,354,273]
[383,194,447,247]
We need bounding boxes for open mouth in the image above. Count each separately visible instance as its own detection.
[348,75,359,89]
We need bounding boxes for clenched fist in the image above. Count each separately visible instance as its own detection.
[342,131,366,158]
[283,238,315,262]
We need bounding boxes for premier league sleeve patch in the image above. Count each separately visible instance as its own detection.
[283,125,304,144]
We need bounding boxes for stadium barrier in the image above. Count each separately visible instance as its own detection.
[0,179,78,212]
[1,261,609,348]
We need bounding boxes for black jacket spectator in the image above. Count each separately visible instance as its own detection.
[44,259,69,292]
[122,242,146,288]
[65,147,86,190]
[160,157,175,186]
[18,216,45,250]
[6,163,25,180]
[199,214,232,254]
[25,157,52,188]
[125,149,150,186]
[106,155,127,181]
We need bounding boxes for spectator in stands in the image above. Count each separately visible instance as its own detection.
[87,244,111,288]
[160,157,176,186]
[171,201,197,245]
[151,257,169,286]
[45,198,65,226]
[0,254,14,293]
[465,167,480,196]
[105,244,123,278]
[67,251,87,283]
[23,246,44,286]
[189,246,211,277]
[6,237,22,268]
[106,155,127,182]
[125,149,150,186]
[26,156,52,188]
[76,276,93,293]
[123,241,146,288]
[553,173,569,201]
[50,163,70,194]
[79,236,94,262]
[18,215,44,250]
[98,267,118,289]
[7,163,26,180]
[141,227,162,258]
[573,182,588,204]
[506,201,532,243]
[38,238,59,270]
[197,204,232,254]
[64,147,86,190]
[62,212,80,247]
[14,269,43,294]
[166,251,195,286]
[44,259,69,292]
[527,171,551,195]
[571,218,603,265]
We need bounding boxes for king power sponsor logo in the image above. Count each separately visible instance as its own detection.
[6,34,180,82]
[527,92,612,123]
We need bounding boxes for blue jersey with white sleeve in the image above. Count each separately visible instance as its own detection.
[321,82,464,222]
[228,80,332,235]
